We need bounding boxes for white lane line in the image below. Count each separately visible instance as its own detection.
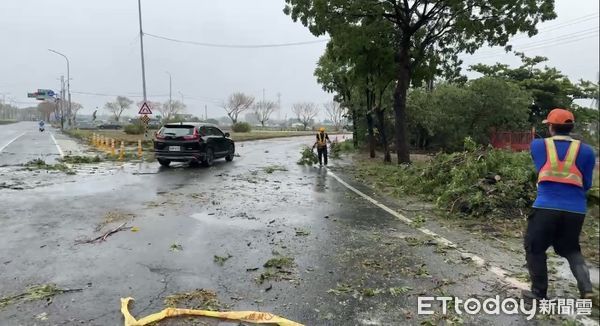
[0,132,26,153]
[328,170,596,325]
[50,133,64,158]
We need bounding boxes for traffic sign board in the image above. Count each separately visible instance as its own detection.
[138,102,153,115]
[28,89,56,100]
[140,114,150,125]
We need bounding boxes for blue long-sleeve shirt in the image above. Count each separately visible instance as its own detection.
[531,137,596,214]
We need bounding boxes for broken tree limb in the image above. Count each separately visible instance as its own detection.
[76,222,131,244]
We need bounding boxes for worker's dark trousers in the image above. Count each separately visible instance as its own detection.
[524,208,593,298]
[317,147,328,165]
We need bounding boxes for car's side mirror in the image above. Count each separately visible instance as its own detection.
[224,132,230,138]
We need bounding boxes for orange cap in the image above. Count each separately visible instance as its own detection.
[542,108,575,125]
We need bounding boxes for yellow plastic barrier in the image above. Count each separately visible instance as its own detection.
[111,139,116,156]
[121,297,303,326]
[137,140,143,159]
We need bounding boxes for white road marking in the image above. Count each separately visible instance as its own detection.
[0,132,26,153]
[328,170,597,326]
[50,133,64,158]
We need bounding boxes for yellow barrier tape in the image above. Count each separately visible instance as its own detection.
[121,297,304,326]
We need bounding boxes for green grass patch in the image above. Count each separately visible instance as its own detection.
[0,120,17,125]
[330,140,355,159]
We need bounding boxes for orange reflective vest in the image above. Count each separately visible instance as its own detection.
[537,136,583,188]
[316,133,327,148]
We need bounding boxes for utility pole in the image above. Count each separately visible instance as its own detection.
[166,71,172,113]
[60,75,65,130]
[277,92,281,120]
[204,105,208,121]
[137,0,147,102]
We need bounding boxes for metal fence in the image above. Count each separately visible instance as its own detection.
[490,129,536,152]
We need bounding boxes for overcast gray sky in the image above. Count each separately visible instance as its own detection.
[0,0,598,120]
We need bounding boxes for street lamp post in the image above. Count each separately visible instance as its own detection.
[48,49,71,127]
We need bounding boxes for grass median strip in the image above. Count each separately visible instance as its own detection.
[65,129,315,146]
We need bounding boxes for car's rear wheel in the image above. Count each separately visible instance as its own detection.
[225,144,235,162]
[203,148,214,167]
[158,159,171,167]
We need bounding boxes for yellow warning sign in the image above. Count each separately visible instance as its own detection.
[121,297,304,326]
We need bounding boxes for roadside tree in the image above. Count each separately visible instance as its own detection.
[158,100,186,123]
[323,101,346,132]
[104,96,133,122]
[222,92,255,124]
[292,102,319,131]
[285,0,556,163]
[253,100,278,127]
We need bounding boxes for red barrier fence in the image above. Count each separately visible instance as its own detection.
[490,128,536,152]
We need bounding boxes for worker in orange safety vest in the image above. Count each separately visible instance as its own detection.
[523,108,597,302]
[313,127,331,166]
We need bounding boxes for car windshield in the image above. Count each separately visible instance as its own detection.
[160,126,194,137]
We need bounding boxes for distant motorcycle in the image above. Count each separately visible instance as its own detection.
[38,121,45,132]
[39,126,45,132]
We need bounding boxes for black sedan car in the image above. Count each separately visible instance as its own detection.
[153,122,235,167]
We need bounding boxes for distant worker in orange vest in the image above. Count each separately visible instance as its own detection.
[313,127,331,166]
[524,108,596,301]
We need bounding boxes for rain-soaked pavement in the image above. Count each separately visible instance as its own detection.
[0,124,596,325]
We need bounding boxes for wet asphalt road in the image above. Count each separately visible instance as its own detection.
[0,121,62,166]
[0,132,579,325]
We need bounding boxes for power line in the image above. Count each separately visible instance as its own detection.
[527,13,599,34]
[72,91,169,98]
[469,32,599,60]
[473,26,599,56]
[72,90,222,104]
[144,32,330,48]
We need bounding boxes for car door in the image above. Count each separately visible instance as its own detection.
[208,127,227,156]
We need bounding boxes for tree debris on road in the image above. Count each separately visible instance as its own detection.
[0,284,82,309]
[213,254,233,266]
[76,222,131,244]
[169,243,183,252]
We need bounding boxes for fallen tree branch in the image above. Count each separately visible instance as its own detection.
[76,222,131,244]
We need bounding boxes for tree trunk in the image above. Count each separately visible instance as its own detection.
[393,45,411,164]
[375,107,391,162]
[365,87,376,158]
[366,112,376,158]
[351,106,359,149]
